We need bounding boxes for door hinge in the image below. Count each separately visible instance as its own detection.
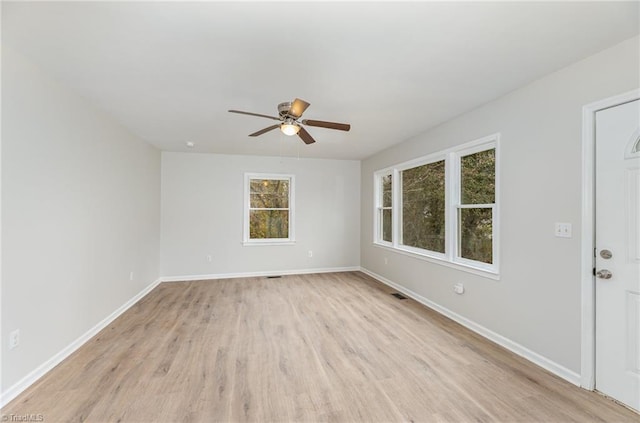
[593,267,596,276]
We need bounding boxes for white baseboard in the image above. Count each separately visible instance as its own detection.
[0,278,162,408]
[359,267,582,386]
[161,266,361,283]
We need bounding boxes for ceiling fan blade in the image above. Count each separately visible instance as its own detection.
[249,124,280,137]
[288,98,311,118]
[297,127,316,144]
[229,110,280,121]
[301,119,351,132]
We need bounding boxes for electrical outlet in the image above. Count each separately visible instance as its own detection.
[129,271,134,281]
[384,257,388,265]
[308,250,313,258]
[454,283,465,295]
[9,329,20,349]
[206,255,213,263]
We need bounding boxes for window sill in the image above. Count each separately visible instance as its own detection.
[243,240,296,246]
[372,242,500,280]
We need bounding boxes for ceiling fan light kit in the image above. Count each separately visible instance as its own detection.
[280,120,300,136]
[229,98,350,145]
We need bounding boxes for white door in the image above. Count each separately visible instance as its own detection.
[595,98,640,411]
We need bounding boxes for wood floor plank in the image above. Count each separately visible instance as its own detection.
[2,272,638,422]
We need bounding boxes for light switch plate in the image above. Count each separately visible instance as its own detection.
[555,222,572,238]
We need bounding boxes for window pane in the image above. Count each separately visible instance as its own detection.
[459,208,492,264]
[250,179,289,208]
[401,160,445,253]
[461,149,495,204]
[382,209,392,242]
[382,174,392,207]
[250,210,289,239]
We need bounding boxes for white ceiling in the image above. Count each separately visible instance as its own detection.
[3,2,638,160]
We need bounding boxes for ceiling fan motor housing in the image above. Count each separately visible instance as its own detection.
[277,102,292,118]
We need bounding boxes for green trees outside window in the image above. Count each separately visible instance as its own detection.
[249,178,290,239]
[459,149,495,264]
[381,174,392,242]
[401,160,445,253]
[375,136,498,273]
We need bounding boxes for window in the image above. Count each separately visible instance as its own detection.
[456,147,496,267]
[375,172,393,244]
[374,134,499,277]
[401,159,446,254]
[627,134,640,158]
[244,173,295,245]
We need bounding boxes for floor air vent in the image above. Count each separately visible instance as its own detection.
[391,292,408,300]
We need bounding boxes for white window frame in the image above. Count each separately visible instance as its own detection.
[373,134,500,279]
[374,169,393,247]
[396,153,448,261]
[451,140,499,273]
[243,173,295,246]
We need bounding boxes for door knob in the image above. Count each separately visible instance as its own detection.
[596,269,612,279]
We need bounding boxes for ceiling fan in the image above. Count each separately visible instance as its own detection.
[228,98,351,145]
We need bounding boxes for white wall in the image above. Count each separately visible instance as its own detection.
[361,36,640,376]
[1,48,161,393]
[161,152,360,277]
[2,27,635,405]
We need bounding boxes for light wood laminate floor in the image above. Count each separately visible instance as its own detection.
[2,272,637,422]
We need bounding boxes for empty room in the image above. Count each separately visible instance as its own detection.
[1,1,639,422]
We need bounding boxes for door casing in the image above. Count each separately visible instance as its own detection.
[581,89,640,390]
